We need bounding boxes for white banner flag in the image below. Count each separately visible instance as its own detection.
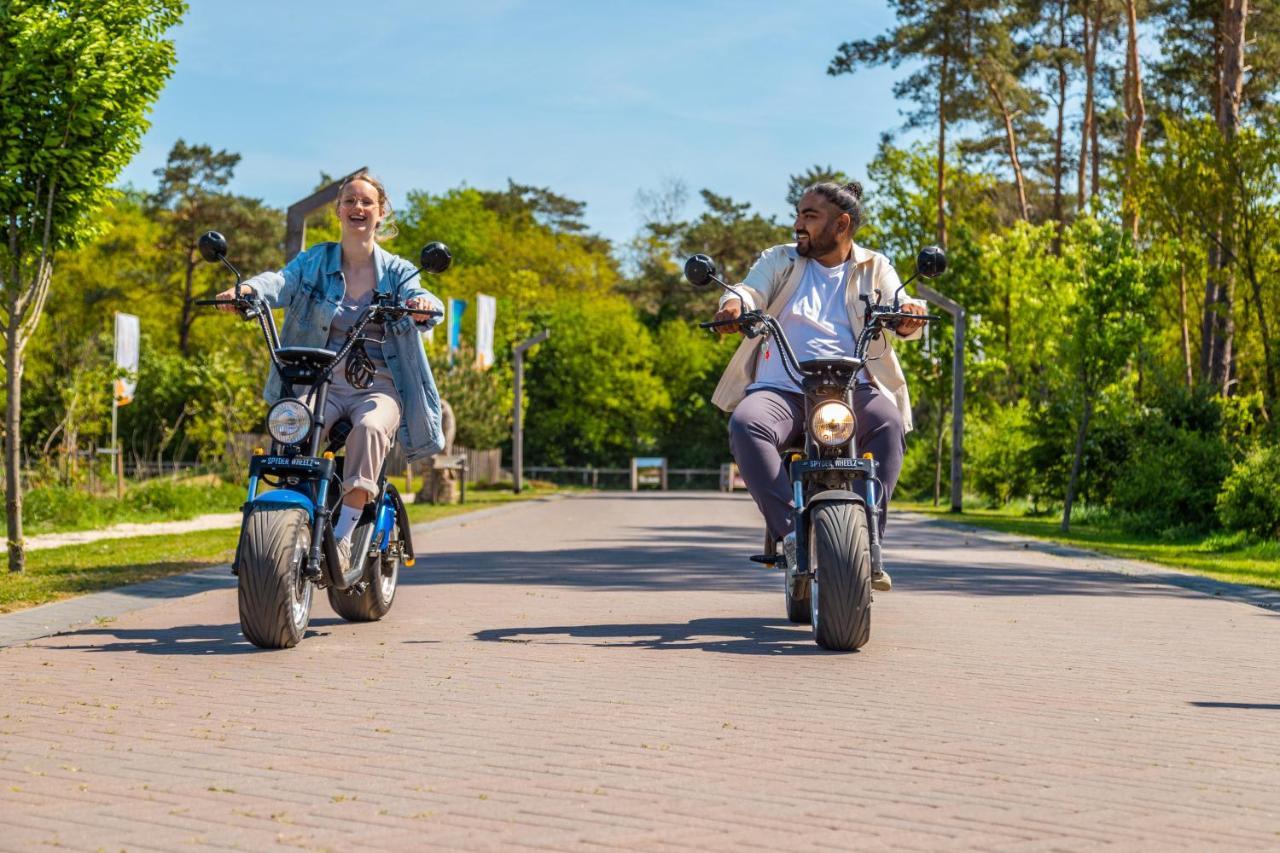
[114,312,140,406]
[475,293,496,370]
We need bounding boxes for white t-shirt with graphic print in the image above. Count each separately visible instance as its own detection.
[747,257,864,394]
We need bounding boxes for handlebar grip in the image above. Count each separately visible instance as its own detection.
[195,298,240,306]
[407,309,443,319]
[699,318,741,329]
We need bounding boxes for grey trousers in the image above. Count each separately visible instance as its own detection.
[728,386,906,540]
[310,372,402,497]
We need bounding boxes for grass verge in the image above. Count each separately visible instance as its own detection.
[898,501,1280,590]
[0,484,556,614]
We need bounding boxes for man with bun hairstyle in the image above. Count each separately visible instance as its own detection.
[709,181,927,591]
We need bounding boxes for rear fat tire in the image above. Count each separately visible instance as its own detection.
[809,502,872,651]
[237,506,313,649]
[327,521,399,622]
[785,569,811,623]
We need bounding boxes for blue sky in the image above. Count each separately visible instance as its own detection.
[118,1,920,246]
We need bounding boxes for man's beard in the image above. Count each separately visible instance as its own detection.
[796,222,840,258]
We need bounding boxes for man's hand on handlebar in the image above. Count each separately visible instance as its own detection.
[896,302,926,336]
[711,298,743,335]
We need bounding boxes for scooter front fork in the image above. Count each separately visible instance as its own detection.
[305,477,332,580]
[865,476,884,577]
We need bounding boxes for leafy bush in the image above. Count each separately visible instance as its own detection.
[24,485,112,534]
[967,401,1034,506]
[435,346,511,450]
[1112,421,1230,534]
[1217,445,1280,539]
[123,478,242,516]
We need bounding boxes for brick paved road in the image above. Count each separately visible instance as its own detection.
[2,492,1279,850]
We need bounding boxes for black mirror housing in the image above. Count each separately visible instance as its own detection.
[684,254,718,288]
[199,231,228,263]
[420,242,452,274]
[916,246,946,279]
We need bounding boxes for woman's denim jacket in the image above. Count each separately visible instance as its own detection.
[242,242,446,462]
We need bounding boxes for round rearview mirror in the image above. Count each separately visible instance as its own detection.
[198,231,228,263]
[917,246,946,279]
[420,242,452,274]
[684,254,718,288]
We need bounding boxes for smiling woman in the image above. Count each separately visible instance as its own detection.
[213,173,445,574]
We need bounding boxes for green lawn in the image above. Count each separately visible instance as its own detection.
[0,484,554,614]
[898,501,1280,590]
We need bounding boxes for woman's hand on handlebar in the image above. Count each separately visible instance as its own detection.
[405,296,441,324]
[710,298,743,335]
[213,285,255,312]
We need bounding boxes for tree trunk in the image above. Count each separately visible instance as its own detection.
[178,247,196,356]
[1218,0,1247,134]
[1205,0,1247,395]
[1077,0,1093,209]
[1053,0,1067,228]
[1178,254,1193,388]
[936,51,950,249]
[1243,261,1277,412]
[5,313,23,573]
[1061,391,1092,533]
[982,71,1031,221]
[933,398,946,507]
[1201,243,1222,381]
[1122,0,1146,239]
[1089,0,1103,199]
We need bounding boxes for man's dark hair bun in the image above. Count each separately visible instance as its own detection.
[802,179,866,234]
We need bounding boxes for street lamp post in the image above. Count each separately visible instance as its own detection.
[914,281,966,513]
[512,330,550,494]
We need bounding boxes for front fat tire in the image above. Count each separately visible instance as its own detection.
[327,522,398,622]
[809,502,872,651]
[238,506,313,649]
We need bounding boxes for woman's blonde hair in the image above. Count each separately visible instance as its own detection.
[336,173,399,242]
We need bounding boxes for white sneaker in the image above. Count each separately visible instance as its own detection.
[872,568,892,592]
[335,538,353,574]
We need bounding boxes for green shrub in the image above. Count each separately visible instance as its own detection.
[123,478,242,516]
[968,401,1034,506]
[1217,445,1280,539]
[896,430,944,503]
[23,485,111,533]
[1112,422,1230,534]
[22,477,243,536]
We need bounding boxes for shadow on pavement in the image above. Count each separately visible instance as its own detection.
[404,519,778,592]
[405,513,1222,602]
[474,617,843,656]
[46,621,334,655]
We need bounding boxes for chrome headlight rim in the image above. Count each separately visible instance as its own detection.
[809,400,856,448]
[267,398,313,446]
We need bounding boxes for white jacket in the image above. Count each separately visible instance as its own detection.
[711,242,925,433]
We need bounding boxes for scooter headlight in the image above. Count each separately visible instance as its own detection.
[267,398,312,445]
[810,401,855,447]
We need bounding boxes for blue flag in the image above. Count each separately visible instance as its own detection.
[447,298,467,354]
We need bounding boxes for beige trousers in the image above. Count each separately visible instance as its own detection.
[315,372,402,496]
